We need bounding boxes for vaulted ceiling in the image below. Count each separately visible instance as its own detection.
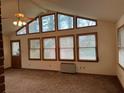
[2,0,124,35]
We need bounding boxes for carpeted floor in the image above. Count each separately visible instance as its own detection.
[5,69,123,93]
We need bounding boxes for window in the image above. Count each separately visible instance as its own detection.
[17,27,27,35]
[77,33,98,62]
[16,12,98,36]
[77,17,96,28]
[29,38,41,60]
[59,36,75,61]
[29,18,40,34]
[58,13,74,30]
[11,41,20,56]
[43,37,56,60]
[118,27,124,68]
[42,14,55,32]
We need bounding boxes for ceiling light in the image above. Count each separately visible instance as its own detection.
[13,20,26,27]
[13,0,27,27]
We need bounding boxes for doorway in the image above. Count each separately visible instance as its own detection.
[11,40,21,68]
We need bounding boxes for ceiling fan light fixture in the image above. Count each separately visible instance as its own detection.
[13,21,18,25]
[13,0,27,27]
[13,20,26,27]
[18,20,23,26]
[15,13,25,18]
[22,21,26,25]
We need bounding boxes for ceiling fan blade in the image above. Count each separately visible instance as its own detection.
[24,16,35,20]
[26,17,34,20]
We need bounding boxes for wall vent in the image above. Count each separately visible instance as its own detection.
[60,63,76,74]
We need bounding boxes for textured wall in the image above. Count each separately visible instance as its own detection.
[9,20,117,76]
[3,35,11,69]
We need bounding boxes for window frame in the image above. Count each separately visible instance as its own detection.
[42,36,57,61]
[16,26,27,36]
[77,32,98,62]
[28,38,41,60]
[76,16,97,29]
[40,13,56,33]
[28,17,40,34]
[58,35,75,61]
[57,12,75,31]
[117,25,124,70]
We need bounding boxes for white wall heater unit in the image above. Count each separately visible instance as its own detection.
[60,63,76,74]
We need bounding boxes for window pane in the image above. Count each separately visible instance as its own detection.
[77,18,96,28]
[29,18,39,33]
[12,42,20,56]
[119,28,124,47]
[17,27,26,35]
[58,14,73,30]
[59,36,74,60]
[30,40,40,48]
[79,48,96,60]
[29,39,40,59]
[30,49,40,59]
[44,49,56,59]
[79,35,96,47]
[119,48,124,67]
[44,38,55,48]
[60,49,74,60]
[78,34,97,61]
[118,27,124,68]
[60,37,74,48]
[43,38,56,60]
[42,14,55,32]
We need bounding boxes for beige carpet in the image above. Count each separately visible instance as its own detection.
[5,69,123,93]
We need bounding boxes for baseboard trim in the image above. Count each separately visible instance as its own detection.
[16,67,116,77]
[6,67,117,76]
[4,67,12,70]
[77,72,117,77]
[22,68,59,73]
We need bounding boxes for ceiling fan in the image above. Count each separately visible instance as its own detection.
[2,0,52,27]
[2,0,43,27]
[12,0,34,26]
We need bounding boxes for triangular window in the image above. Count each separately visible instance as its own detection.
[17,27,27,35]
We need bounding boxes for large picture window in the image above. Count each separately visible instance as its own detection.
[41,14,55,32]
[59,36,75,61]
[29,38,41,60]
[118,27,124,68]
[77,33,98,62]
[43,37,56,60]
[29,18,40,34]
[58,13,74,30]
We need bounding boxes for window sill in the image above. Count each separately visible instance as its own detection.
[119,63,124,71]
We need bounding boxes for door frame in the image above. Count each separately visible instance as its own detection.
[10,40,22,68]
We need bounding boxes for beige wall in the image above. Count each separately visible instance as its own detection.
[117,15,124,88]
[3,35,11,69]
[10,20,116,75]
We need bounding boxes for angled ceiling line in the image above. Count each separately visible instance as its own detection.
[29,0,49,13]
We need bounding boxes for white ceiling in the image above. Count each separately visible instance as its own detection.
[1,0,124,34]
